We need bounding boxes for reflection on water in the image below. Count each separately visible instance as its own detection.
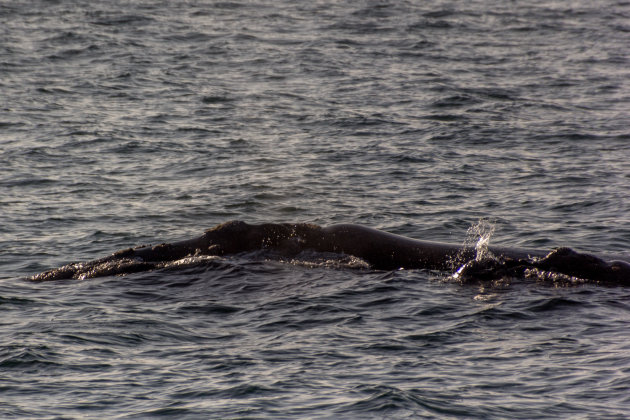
[1,0,630,417]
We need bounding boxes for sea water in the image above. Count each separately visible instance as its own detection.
[2,0,630,418]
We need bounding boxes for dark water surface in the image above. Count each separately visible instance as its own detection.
[2,0,630,418]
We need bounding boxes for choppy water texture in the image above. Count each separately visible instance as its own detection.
[2,0,630,418]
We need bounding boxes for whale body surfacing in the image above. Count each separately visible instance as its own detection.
[30,221,630,285]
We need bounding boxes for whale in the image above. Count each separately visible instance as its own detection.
[30,220,630,284]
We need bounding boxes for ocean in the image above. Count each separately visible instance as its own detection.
[2,0,630,417]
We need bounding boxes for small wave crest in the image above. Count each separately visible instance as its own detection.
[29,254,229,281]
[284,250,371,270]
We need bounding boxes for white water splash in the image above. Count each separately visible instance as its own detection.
[466,219,496,261]
[450,219,498,279]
